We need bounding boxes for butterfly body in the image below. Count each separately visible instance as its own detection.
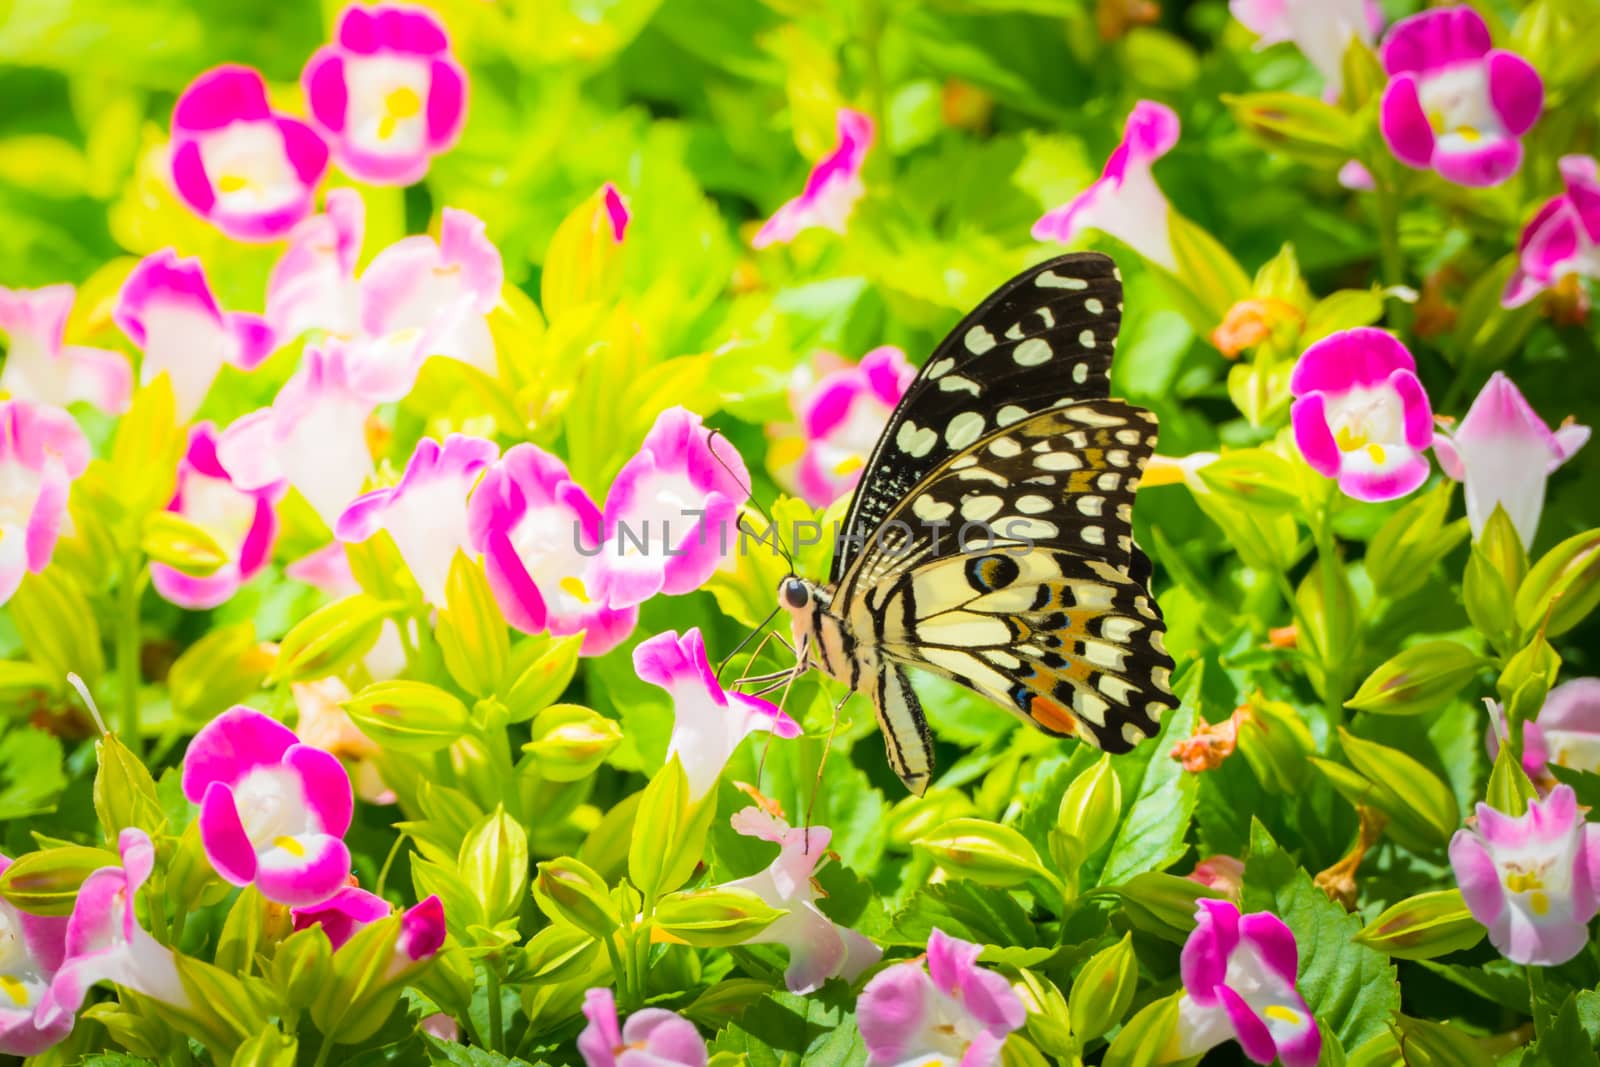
[775,252,1177,794]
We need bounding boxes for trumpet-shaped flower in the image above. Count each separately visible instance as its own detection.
[1450,784,1600,966]
[266,187,365,340]
[151,422,284,610]
[113,250,275,420]
[1432,371,1588,547]
[1379,6,1543,188]
[857,927,1023,1067]
[169,65,329,242]
[181,706,354,906]
[753,109,874,248]
[598,407,750,608]
[0,853,70,1056]
[715,807,881,994]
[772,347,915,508]
[0,400,89,605]
[337,434,498,606]
[0,285,131,415]
[1034,101,1179,271]
[303,2,467,186]
[292,885,444,967]
[1167,900,1320,1067]
[1290,328,1432,502]
[37,830,189,1034]
[633,629,800,800]
[1487,680,1600,783]
[467,443,637,656]
[1230,0,1379,99]
[1505,155,1600,308]
[578,987,707,1067]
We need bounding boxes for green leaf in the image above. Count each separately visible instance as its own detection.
[709,988,868,1067]
[1528,994,1600,1067]
[1392,1016,1496,1067]
[0,721,68,821]
[1366,481,1465,601]
[1097,676,1199,886]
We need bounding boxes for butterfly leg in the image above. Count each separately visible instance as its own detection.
[802,688,854,853]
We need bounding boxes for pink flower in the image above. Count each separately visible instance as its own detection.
[1488,679,1600,783]
[0,285,130,415]
[266,187,365,340]
[113,249,275,420]
[467,443,637,656]
[1379,6,1543,188]
[0,853,70,1056]
[294,674,397,805]
[1033,100,1179,271]
[600,183,630,242]
[337,434,499,607]
[1168,900,1319,1067]
[1504,155,1600,308]
[302,3,467,186]
[753,109,874,248]
[577,987,706,1067]
[773,347,915,508]
[151,422,284,610]
[1187,855,1246,903]
[633,629,800,800]
[1289,327,1433,502]
[37,830,190,1035]
[1230,0,1380,99]
[291,884,444,972]
[0,400,89,605]
[857,927,1023,1067]
[181,706,354,906]
[1432,371,1588,547]
[1450,784,1600,966]
[168,65,330,242]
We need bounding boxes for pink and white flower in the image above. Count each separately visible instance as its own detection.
[1034,100,1180,271]
[597,407,750,609]
[753,109,874,249]
[113,249,275,420]
[181,706,354,907]
[578,987,706,1067]
[336,434,498,607]
[1379,6,1544,188]
[1432,371,1588,547]
[1450,784,1600,966]
[0,400,89,606]
[37,830,189,1034]
[1166,900,1319,1067]
[0,852,70,1056]
[266,187,365,340]
[713,808,881,995]
[1187,855,1246,903]
[0,285,131,415]
[467,443,637,656]
[856,927,1023,1067]
[1488,680,1600,782]
[302,2,467,186]
[151,422,285,610]
[294,673,397,805]
[168,65,330,242]
[292,885,444,968]
[1230,0,1380,99]
[1504,155,1600,309]
[1289,327,1433,502]
[633,629,801,800]
[772,347,915,508]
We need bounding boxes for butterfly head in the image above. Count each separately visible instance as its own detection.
[777,575,831,671]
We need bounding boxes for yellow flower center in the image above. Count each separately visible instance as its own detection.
[832,454,865,477]
[1366,443,1387,465]
[378,87,422,141]
[560,576,592,604]
[1265,1004,1303,1025]
[218,173,252,193]
[1334,423,1368,451]
[0,974,28,1007]
[274,835,306,857]
[1504,869,1543,894]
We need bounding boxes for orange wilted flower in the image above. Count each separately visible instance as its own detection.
[1210,298,1301,358]
[1171,707,1248,772]
[941,79,994,132]
[1268,624,1298,649]
[1543,273,1589,327]
[1097,0,1160,41]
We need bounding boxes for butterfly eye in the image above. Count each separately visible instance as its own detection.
[781,578,811,609]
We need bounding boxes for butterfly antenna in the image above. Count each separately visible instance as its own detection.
[715,603,782,684]
[802,689,851,854]
[706,428,797,574]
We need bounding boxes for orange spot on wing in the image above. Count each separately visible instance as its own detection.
[1029,695,1078,735]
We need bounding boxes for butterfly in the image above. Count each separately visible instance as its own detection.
[773,251,1177,795]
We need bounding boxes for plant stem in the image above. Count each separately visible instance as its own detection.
[311,1034,333,1067]
[117,559,143,759]
[486,964,505,1051]
[1315,482,1346,722]
[1373,173,1411,334]
[1528,965,1552,1040]
[603,932,632,1007]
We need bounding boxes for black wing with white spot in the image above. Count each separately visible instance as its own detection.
[829,252,1123,584]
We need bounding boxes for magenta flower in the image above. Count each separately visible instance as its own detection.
[577,987,706,1067]
[1289,328,1432,502]
[467,443,637,656]
[337,434,498,607]
[1230,0,1379,99]
[597,407,750,609]
[0,285,131,415]
[0,852,70,1056]
[857,927,1022,1067]
[753,108,874,249]
[600,183,630,243]
[181,706,354,907]
[0,400,89,605]
[302,2,467,186]
[633,629,800,800]
[168,65,329,242]
[37,830,189,1035]
[1451,784,1600,966]
[773,347,915,508]
[1379,6,1543,188]
[151,422,284,610]
[113,249,275,420]
[266,187,365,341]
[292,885,445,969]
[1504,155,1600,308]
[1488,680,1600,782]
[1433,371,1589,547]
[1167,900,1319,1067]
[1034,101,1179,271]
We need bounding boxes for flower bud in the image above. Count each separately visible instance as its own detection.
[1069,933,1139,1042]
[1346,640,1486,717]
[1234,697,1314,793]
[522,922,604,983]
[0,844,118,915]
[886,789,978,849]
[141,510,228,576]
[523,704,622,781]
[1111,872,1226,944]
[460,807,528,927]
[1057,754,1122,856]
[343,679,472,753]
[1353,889,1485,960]
[533,857,619,940]
[653,886,786,947]
[914,818,1047,888]
[272,594,392,683]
